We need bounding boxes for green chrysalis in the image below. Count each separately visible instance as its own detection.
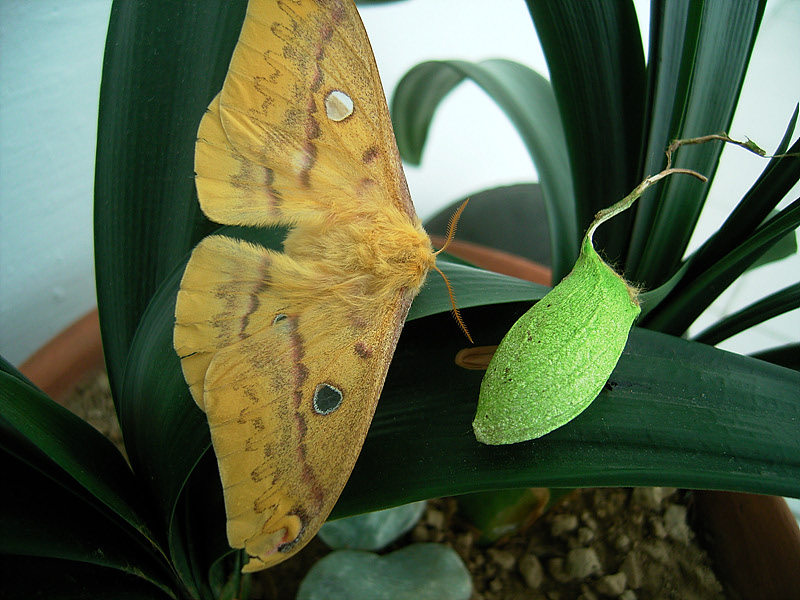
[472,147,712,445]
[472,233,640,445]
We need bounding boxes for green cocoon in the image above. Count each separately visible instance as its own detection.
[473,235,640,445]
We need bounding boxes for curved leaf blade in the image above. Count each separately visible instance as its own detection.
[0,449,177,597]
[95,0,247,400]
[0,371,157,544]
[643,198,800,334]
[628,0,767,285]
[125,258,800,528]
[392,58,575,279]
[1,556,174,600]
[334,312,800,516]
[692,282,800,346]
[525,0,646,263]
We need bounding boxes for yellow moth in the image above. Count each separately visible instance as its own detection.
[173,0,458,572]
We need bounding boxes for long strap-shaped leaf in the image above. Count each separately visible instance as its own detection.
[0,365,177,596]
[675,112,800,287]
[392,58,576,280]
[628,0,766,286]
[94,0,247,401]
[640,116,800,331]
[335,312,800,516]
[692,282,800,346]
[124,260,800,534]
[525,0,646,266]
[643,197,800,334]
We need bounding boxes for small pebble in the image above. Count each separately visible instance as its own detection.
[595,572,627,596]
[580,511,598,530]
[565,547,602,580]
[455,531,474,552]
[664,504,692,544]
[411,524,429,542]
[487,548,516,571]
[518,554,543,589]
[642,540,670,563]
[547,557,571,583]
[631,487,667,511]
[614,533,632,553]
[426,508,445,529]
[649,516,667,539]
[620,552,643,589]
[577,526,595,545]
[551,514,579,538]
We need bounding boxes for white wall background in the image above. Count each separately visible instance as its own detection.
[1,0,798,367]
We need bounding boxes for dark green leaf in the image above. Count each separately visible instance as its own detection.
[678,111,800,283]
[638,116,800,325]
[424,184,552,270]
[0,450,177,597]
[123,256,800,528]
[642,198,800,334]
[751,343,800,371]
[95,0,248,401]
[334,311,800,516]
[692,283,800,346]
[747,226,798,270]
[0,371,157,545]
[627,0,766,286]
[392,59,576,279]
[0,555,173,600]
[525,0,645,264]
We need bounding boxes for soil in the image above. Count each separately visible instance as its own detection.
[66,370,728,600]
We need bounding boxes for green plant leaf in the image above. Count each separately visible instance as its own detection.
[122,251,800,531]
[747,227,798,270]
[692,282,800,346]
[0,449,177,597]
[627,0,766,286]
[392,59,576,279]
[424,184,552,270]
[410,261,547,321]
[638,118,800,325]
[674,112,800,286]
[642,197,800,334]
[1,555,174,600]
[0,370,157,545]
[95,0,248,401]
[118,258,213,596]
[751,344,800,371]
[0,370,177,594]
[525,0,645,264]
[333,311,800,516]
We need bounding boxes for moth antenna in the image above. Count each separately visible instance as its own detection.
[433,199,469,256]
[430,199,473,342]
[432,261,474,345]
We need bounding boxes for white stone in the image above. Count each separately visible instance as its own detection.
[565,547,602,579]
[519,553,543,588]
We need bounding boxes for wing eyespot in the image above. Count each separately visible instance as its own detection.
[312,383,343,415]
[324,90,354,121]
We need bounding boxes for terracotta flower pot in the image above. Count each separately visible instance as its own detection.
[18,308,105,402]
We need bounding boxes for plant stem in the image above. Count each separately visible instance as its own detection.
[586,168,706,244]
